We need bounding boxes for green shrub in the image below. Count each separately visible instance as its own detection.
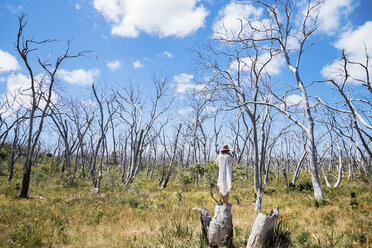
[314,198,328,208]
[232,165,247,182]
[118,194,148,209]
[158,216,195,247]
[294,231,310,246]
[297,181,313,192]
[4,183,20,199]
[177,169,194,187]
[350,232,367,244]
[265,218,292,248]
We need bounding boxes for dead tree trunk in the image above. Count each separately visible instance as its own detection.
[8,125,19,181]
[246,207,280,248]
[292,151,307,185]
[333,142,343,188]
[162,124,182,188]
[200,204,233,248]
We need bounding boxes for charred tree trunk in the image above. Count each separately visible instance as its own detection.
[8,126,18,182]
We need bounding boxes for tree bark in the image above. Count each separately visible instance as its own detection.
[246,207,279,248]
[207,204,233,248]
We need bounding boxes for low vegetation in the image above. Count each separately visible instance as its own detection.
[0,161,371,247]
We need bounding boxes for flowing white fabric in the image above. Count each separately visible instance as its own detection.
[215,153,238,196]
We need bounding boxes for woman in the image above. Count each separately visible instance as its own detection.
[215,144,237,205]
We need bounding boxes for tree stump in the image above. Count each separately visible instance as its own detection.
[200,203,233,247]
[246,206,279,248]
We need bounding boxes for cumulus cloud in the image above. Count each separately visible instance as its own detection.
[6,4,23,14]
[321,21,372,84]
[213,2,265,39]
[81,99,96,107]
[173,73,206,94]
[317,0,356,34]
[75,4,82,10]
[107,60,121,71]
[177,107,193,115]
[57,68,100,85]
[229,53,286,76]
[93,0,208,38]
[133,60,143,69]
[0,50,20,74]
[163,51,173,58]
[205,106,217,113]
[0,73,58,117]
[284,94,303,107]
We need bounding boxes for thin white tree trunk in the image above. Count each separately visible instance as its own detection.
[334,142,343,188]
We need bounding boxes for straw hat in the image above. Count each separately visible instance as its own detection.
[220,144,230,152]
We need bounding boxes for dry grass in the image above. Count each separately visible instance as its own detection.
[0,162,371,247]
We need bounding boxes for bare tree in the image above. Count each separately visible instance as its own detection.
[16,14,90,198]
[221,0,327,199]
[317,50,372,161]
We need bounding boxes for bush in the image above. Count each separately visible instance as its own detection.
[294,231,311,246]
[158,216,195,247]
[4,183,20,199]
[297,181,313,192]
[118,194,148,209]
[314,198,328,208]
[177,169,194,187]
[265,218,292,248]
[350,232,367,244]
[0,142,11,161]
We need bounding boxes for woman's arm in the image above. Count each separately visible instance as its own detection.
[228,155,238,166]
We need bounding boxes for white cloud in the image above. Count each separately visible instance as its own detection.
[213,2,264,39]
[163,51,173,58]
[75,4,82,10]
[93,0,208,38]
[6,73,29,96]
[57,68,100,85]
[177,107,193,115]
[285,94,303,107]
[229,53,286,76]
[0,50,20,74]
[107,60,121,71]
[173,73,206,94]
[6,4,23,14]
[81,99,96,107]
[133,60,143,69]
[174,73,194,84]
[321,21,372,84]
[205,106,216,113]
[317,0,356,34]
[1,73,59,117]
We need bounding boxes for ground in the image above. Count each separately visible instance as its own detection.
[0,162,371,247]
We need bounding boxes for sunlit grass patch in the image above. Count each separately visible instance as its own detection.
[0,161,371,247]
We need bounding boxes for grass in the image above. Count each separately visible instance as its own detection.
[0,161,371,247]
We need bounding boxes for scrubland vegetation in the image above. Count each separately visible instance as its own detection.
[1,161,370,247]
[1,1,371,247]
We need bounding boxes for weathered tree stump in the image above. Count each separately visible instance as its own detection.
[246,206,279,248]
[200,204,233,247]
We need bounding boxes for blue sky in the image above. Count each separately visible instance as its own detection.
[0,0,371,118]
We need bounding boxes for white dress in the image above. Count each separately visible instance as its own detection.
[215,153,238,196]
